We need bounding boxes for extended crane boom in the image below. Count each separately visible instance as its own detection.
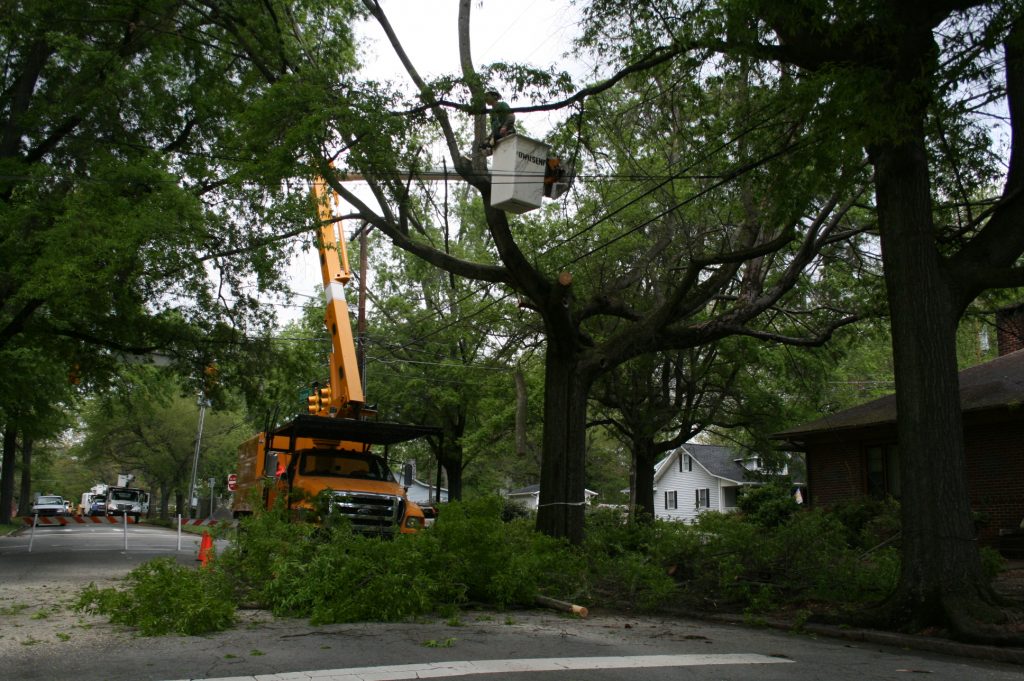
[309,177,365,418]
[231,176,440,533]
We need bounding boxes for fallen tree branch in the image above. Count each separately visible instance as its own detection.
[535,594,588,618]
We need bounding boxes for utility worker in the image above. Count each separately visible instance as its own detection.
[482,90,515,152]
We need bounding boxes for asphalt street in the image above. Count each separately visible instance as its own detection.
[1,522,1022,681]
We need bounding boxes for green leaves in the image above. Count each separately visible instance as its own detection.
[0,1,364,421]
[75,558,235,636]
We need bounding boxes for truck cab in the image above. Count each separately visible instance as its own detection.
[232,414,440,535]
[104,487,149,521]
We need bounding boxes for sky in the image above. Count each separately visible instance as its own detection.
[277,0,584,323]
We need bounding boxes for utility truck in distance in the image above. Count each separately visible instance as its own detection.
[231,176,439,535]
[104,486,149,521]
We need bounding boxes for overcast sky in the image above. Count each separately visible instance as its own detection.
[358,1,585,86]
[278,0,585,320]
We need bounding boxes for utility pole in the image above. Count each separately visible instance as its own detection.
[187,394,210,519]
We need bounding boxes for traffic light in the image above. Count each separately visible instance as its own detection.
[307,383,322,414]
[305,383,332,415]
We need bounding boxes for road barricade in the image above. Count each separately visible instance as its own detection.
[20,515,138,526]
[179,517,237,527]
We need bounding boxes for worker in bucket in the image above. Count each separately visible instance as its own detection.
[481,90,515,153]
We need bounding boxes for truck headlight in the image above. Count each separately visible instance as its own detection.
[404,516,423,530]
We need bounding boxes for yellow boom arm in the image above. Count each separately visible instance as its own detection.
[311,177,364,417]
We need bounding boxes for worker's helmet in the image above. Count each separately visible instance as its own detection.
[485,89,500,100]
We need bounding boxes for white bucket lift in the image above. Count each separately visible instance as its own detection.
[490,134,550,213]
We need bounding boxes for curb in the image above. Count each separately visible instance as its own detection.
[702,613,1024,666]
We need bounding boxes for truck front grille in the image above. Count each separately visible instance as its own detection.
[328,492,402,534]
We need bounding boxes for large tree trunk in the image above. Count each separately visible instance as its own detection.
[514,369,532,458]
[630,437,658,523]
[437,440,464,501]
[18,436,32,516]
[159,482,171,520]
[535,341,590,544]
[871,136,997,637]
[429,407,465,502]
[1,426,16,523]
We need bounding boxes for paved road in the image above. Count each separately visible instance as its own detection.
[1,523,1022,681]
[2,517,210,559]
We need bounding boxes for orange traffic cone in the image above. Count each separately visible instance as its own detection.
[196,531,213,568]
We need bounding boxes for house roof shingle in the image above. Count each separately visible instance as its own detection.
[775,348,1024,440]
[655,443,756,484]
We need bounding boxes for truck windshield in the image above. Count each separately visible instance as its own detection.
[298,450,395,482]
[110,490,138,501]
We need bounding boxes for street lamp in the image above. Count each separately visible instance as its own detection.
[187,394,211,519]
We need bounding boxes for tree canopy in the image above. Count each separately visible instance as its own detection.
[572,0,1023,640]
[0,0,363,414]
[296,0,868,544]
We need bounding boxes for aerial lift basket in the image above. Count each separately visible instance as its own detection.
[490,134,551,213]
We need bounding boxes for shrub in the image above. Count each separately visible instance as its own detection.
[980,546,1006,582]
[75,557,235,636]
[678,508,899,613]
[829,497,901,550]
[418,496,585,608]
[215,505,318,606]
[264,530,437,623]
[231,495,585,624]
[583,510,696,610]
[736,482,800,528]
[77,491,919,634]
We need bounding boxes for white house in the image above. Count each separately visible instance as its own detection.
[505,484,599,511]
[403,477,448,505]
[396,461,448,505]
[653,443,766,522]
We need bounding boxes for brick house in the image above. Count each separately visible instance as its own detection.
[774,305,1024,549]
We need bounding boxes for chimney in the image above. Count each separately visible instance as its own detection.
[995,303,1024,356]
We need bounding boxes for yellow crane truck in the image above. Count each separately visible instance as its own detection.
[231,177,439,534]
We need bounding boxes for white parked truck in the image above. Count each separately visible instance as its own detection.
[31,495,66,517]
[104,486,149,521]
[79,483,108,516]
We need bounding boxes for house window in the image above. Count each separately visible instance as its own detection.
[664,490,678,510]
[865,444,901,498]
[695,488,710,509]
[679,454,692,472]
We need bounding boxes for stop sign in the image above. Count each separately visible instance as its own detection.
[227,473,238,492]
